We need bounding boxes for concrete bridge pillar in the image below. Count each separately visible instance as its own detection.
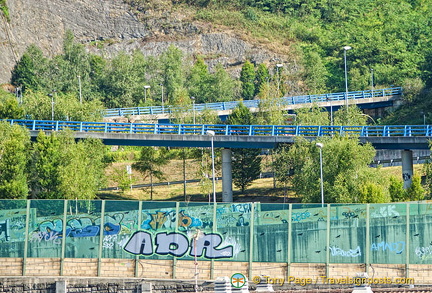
[222,148,233,202]
[402,149,413,189]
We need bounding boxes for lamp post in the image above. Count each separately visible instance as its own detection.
[191,96,196,124]
[370,68,374,97]
[316,142,324,208]
[77,75,82,104]
[144,85,151,103]
[276,63,283,95]
[206,130,216,204]
[48,93,54,120]
[48,92,55,121]
[159,83,164,113]
[343,46,352,109]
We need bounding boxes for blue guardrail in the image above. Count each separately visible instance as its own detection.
[103,87,403,117]
[6,119,432,138]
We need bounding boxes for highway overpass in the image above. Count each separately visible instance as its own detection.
[7,119,431,202]
[103,87,403,122]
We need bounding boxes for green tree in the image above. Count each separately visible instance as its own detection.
[407,174,425,201]
[0,90,24,119]
[389,176,407,202]
[358,179,389,203]
[294,104,330,125]
[187,57,211,103]
[58,137,108,200]
[0,122,30,199]
[22,90,103,121]
[227,102,262,192]
[99,51,137,108]
[272,144,294,196]
[132,147,173,200]
[11,44,48,92]
[209,63,239,102]
[112,166,134,193]
[255,63,270,97]
[303,50,328,94]
[333,105,369,126]
[240,60,256,100]
[255,72,286,125]
[29,131,108,199]
[282,136,381,203]
[160,45,185,104]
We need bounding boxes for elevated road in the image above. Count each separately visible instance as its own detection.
[103,87,402,121]
[8,119,430,201]
[8,119,430,150]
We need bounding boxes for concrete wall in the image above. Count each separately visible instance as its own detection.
[0,258,431,289]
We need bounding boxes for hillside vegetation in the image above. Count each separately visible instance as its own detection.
[1,0,432,203]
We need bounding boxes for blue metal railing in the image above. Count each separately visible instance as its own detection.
[103,87,403,117]
[7,119,432,138]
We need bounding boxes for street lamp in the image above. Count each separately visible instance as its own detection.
[191,96,196,124]
[276,63,283,95]
[343,46,352,109]
[206,130,216,204]
[316,142,324,208]
[77,75,82,104]
[48,92,55,121]
[159,83,164,113]
[144,85,151,103]
[370,68,374,97]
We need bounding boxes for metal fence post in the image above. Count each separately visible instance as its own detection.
[211,202,218,279]
[135,200,143,277]
[287,204,292,278]
[325,204,330,277]
[97,200,106,276]
[406,203,410,278]
[22,200,31,276]
[173,202,180,279]
[248,203,255,279]
[365,204,370,275]
[60,200,68,275]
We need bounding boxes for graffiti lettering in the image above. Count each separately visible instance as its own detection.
[329,246,361,257]
[371,241,405,254]
[103,234,118,249]
[415,246,432,260]
[0,220,10,241]
[371,205,400,218]
[124,231,233,259]
[292,211,310,222]
[230,203,252,214]
[30,231,61,245]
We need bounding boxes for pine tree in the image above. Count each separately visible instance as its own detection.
[227,103,262,192]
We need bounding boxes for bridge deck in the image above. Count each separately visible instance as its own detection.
[5,119,429,149]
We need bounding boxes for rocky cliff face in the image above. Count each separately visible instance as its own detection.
[0,0,287,84]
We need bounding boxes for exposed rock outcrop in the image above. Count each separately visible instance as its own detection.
[0,0,292,84]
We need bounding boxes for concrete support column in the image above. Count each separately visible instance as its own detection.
[402,149,413,189]
[222,148,233,202]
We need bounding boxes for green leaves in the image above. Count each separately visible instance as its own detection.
[0,123,30,199]
[240,60,256,100]
[273,136,386,203]
[227,103,262,192]
[28,131,108,200]
[132,147,173,199]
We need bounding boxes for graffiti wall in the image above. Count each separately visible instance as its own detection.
[1,200,432,265]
